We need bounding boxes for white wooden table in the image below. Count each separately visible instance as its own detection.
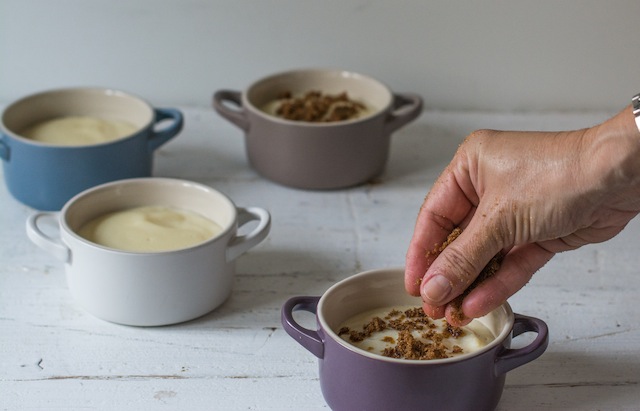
[2,106,639,411]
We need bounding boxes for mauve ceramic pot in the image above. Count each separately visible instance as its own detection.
[0,87,183,210]
[213,69,423,190]
[26,178,271,326]
[282,268,548,411]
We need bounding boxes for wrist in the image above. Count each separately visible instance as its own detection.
[583,103,640,198]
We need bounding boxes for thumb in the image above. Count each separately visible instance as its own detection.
[420,225,503,306]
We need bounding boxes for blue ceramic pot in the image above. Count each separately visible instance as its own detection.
[1,87,183,210]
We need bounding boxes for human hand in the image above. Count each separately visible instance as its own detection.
[405,106,640,326]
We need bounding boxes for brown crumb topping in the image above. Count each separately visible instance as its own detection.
[339,307,466,360]
[273,90,366,122]
[427,228,503,323]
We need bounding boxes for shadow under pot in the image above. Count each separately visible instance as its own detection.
[213,69,423,190]
[281,267,549,411]
[0,87,183,210]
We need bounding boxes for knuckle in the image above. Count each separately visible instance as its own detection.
[440,247,479,288]
[465,129,496,144]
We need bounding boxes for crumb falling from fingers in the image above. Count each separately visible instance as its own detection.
[426,227,503,322]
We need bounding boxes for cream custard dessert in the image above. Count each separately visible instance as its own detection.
[337,306,494,360]
[78,206,223,252]
[21,116,138,146]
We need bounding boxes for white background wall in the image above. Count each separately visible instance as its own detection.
[1,0,638,112]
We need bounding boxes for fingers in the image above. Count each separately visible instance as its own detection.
[419,218,504,307]
[404,214,453,296]
[407,129,548,324]
[421,301,445,320]
[405,164,477,296]
[448,242,555,324]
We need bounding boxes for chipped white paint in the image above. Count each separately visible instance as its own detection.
[1,107,639,410]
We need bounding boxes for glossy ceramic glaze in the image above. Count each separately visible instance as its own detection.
[282,268,549,411]
[0,87,183,210]
[26,178,271,326]
[213,69,423,189]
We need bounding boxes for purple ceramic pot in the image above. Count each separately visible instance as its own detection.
[281,268,548,411]
[213,69,423,190]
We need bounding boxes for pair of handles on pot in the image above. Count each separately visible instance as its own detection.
[213,90,423,134]
[26,207,270,264]
[282,296,549,375]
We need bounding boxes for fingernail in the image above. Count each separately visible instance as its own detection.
[421,275,452,304]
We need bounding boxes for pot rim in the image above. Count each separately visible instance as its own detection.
[242,68,394,127]
[1,86,154,148]
[59,177,238,255]
[317,267,515,365]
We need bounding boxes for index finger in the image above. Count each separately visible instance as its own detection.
[405,164,476,295]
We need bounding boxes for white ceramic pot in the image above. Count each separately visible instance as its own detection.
[26,177,271,326]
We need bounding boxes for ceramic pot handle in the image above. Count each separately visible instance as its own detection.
[213,90,250,132]
[0,137,9,161]
[494,313,549,375]
[225,207,271,262]
[25,212,70,263]
[281,296,324,359]
[147,108,184,152]
[384,92,423,134]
